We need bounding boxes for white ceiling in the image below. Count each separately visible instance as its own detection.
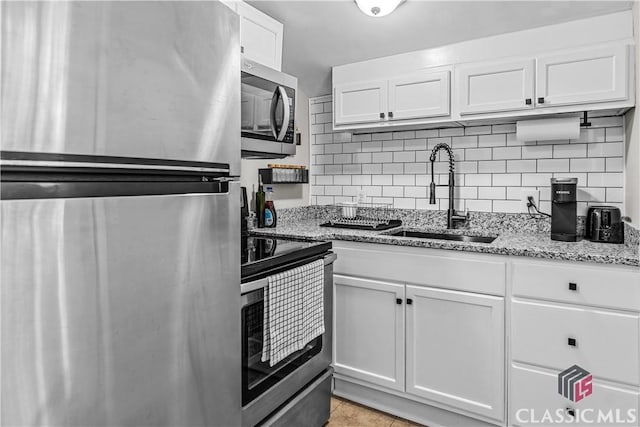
[247,0,633,97]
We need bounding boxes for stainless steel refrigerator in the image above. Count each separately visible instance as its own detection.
[1,1,241,425]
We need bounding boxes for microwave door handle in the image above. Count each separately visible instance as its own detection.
[270,87,280,140]
[276,86,290,142]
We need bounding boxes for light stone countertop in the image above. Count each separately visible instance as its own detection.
[251,217,640,267]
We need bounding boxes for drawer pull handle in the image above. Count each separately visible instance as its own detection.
[396,298,402,305]
[568,282,578,291]
[566,407,575,417]
[568,337,577,347]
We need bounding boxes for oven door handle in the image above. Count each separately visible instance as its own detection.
[241,252,336,296]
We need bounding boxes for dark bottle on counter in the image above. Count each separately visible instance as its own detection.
[264,186,277,228]
[255,177,265,228]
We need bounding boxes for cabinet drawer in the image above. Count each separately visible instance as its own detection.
[333,242,506,296]
[512,299,640,386]
[511,365,639,426]
[512,261,640,311]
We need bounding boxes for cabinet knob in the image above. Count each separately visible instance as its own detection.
[568,282,578,291]
[388,111,394,118]
[406,298,413,305]
[525,98,532,105]
[538,97,545,104]
[241,46,244,54]
[379,112,385,119]
[568,337,577,347]
[396,298,402,305]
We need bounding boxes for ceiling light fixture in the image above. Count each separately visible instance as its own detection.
[355,0,404,18]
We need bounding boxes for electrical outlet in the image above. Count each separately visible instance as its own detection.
[520,188,540,213]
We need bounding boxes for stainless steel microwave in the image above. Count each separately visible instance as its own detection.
[241,59,297,158]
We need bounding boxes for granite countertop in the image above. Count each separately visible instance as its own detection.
[251,216,640,267]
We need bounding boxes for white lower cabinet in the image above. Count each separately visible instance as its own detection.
[333,275,405,391]
[405,286,505,421]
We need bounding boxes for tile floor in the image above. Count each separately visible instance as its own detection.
[327,396,425,427]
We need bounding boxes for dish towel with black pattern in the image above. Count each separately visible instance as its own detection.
[261,259,325,367]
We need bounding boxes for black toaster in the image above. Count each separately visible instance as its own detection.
[585,206,624,244]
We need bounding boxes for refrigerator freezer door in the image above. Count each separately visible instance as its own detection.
[1,1,240,175]
[1,183,241,426]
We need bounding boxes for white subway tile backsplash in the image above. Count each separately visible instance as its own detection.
[383,186,404,197]
[342,142,362,153]
[353,153,373,163]
[372,152,393,163]
[522,144,553,159]
[352,175,372,186]
[362,141,382,152]
[466,148,492,161]
[393,131,416,140]
[478,160,506,173]
[439,127,465,137]
[479,134,507,147]
[537,159,570,172]
[310,97,624,213]
[465,125,492,135]
[570,158,605,173]
[382,140,404,151]
[393,175,415,186]
[404,162,428,174]
[416,129,439,138]
[553,143,587,158]
[372,175,393,186]
[606,157,624,172]
[362,163,382,174]
[465,174,492,186]
[352,134,372,142]
[382,163,404,175]
[493,173,521,187]
[478,186,506,199]
[404,139,428,150]
[507,160,536,173]
[587,142,624,157]
[451,135,478,149]
[393,151,416,163]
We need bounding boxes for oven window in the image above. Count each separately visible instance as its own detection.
[242,295,322,406]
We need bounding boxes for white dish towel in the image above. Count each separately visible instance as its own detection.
[261,259,325,367]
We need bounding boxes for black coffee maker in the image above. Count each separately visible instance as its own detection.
[550,177,578,242]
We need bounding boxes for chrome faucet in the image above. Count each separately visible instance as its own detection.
[429,142,468,229]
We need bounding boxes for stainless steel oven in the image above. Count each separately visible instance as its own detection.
[240,252,335,426]
[241,58,297,159]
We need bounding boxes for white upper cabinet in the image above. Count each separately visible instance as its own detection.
[334,80,388,125]
[536,45,628,107]
[334,70,451,126]
[456,59,535,115]
[235,1,283,71]
[388,71,451,120]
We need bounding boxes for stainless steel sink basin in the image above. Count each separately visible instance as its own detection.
[387,230,497,244]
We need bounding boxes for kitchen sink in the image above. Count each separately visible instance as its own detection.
[386,230,497,244]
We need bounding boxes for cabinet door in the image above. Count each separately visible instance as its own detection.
[334,80,388,125]
[388,71,450,120]
[457,59,535,115]
[333,275,405,391]
[405,285,505,421]
[536,45,628,107]
[236,1,283,71]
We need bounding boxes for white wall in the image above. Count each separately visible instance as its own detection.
[240,89,310,209]
[624,3,640,227]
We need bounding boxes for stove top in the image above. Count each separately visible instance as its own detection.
[241,235,331,282]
